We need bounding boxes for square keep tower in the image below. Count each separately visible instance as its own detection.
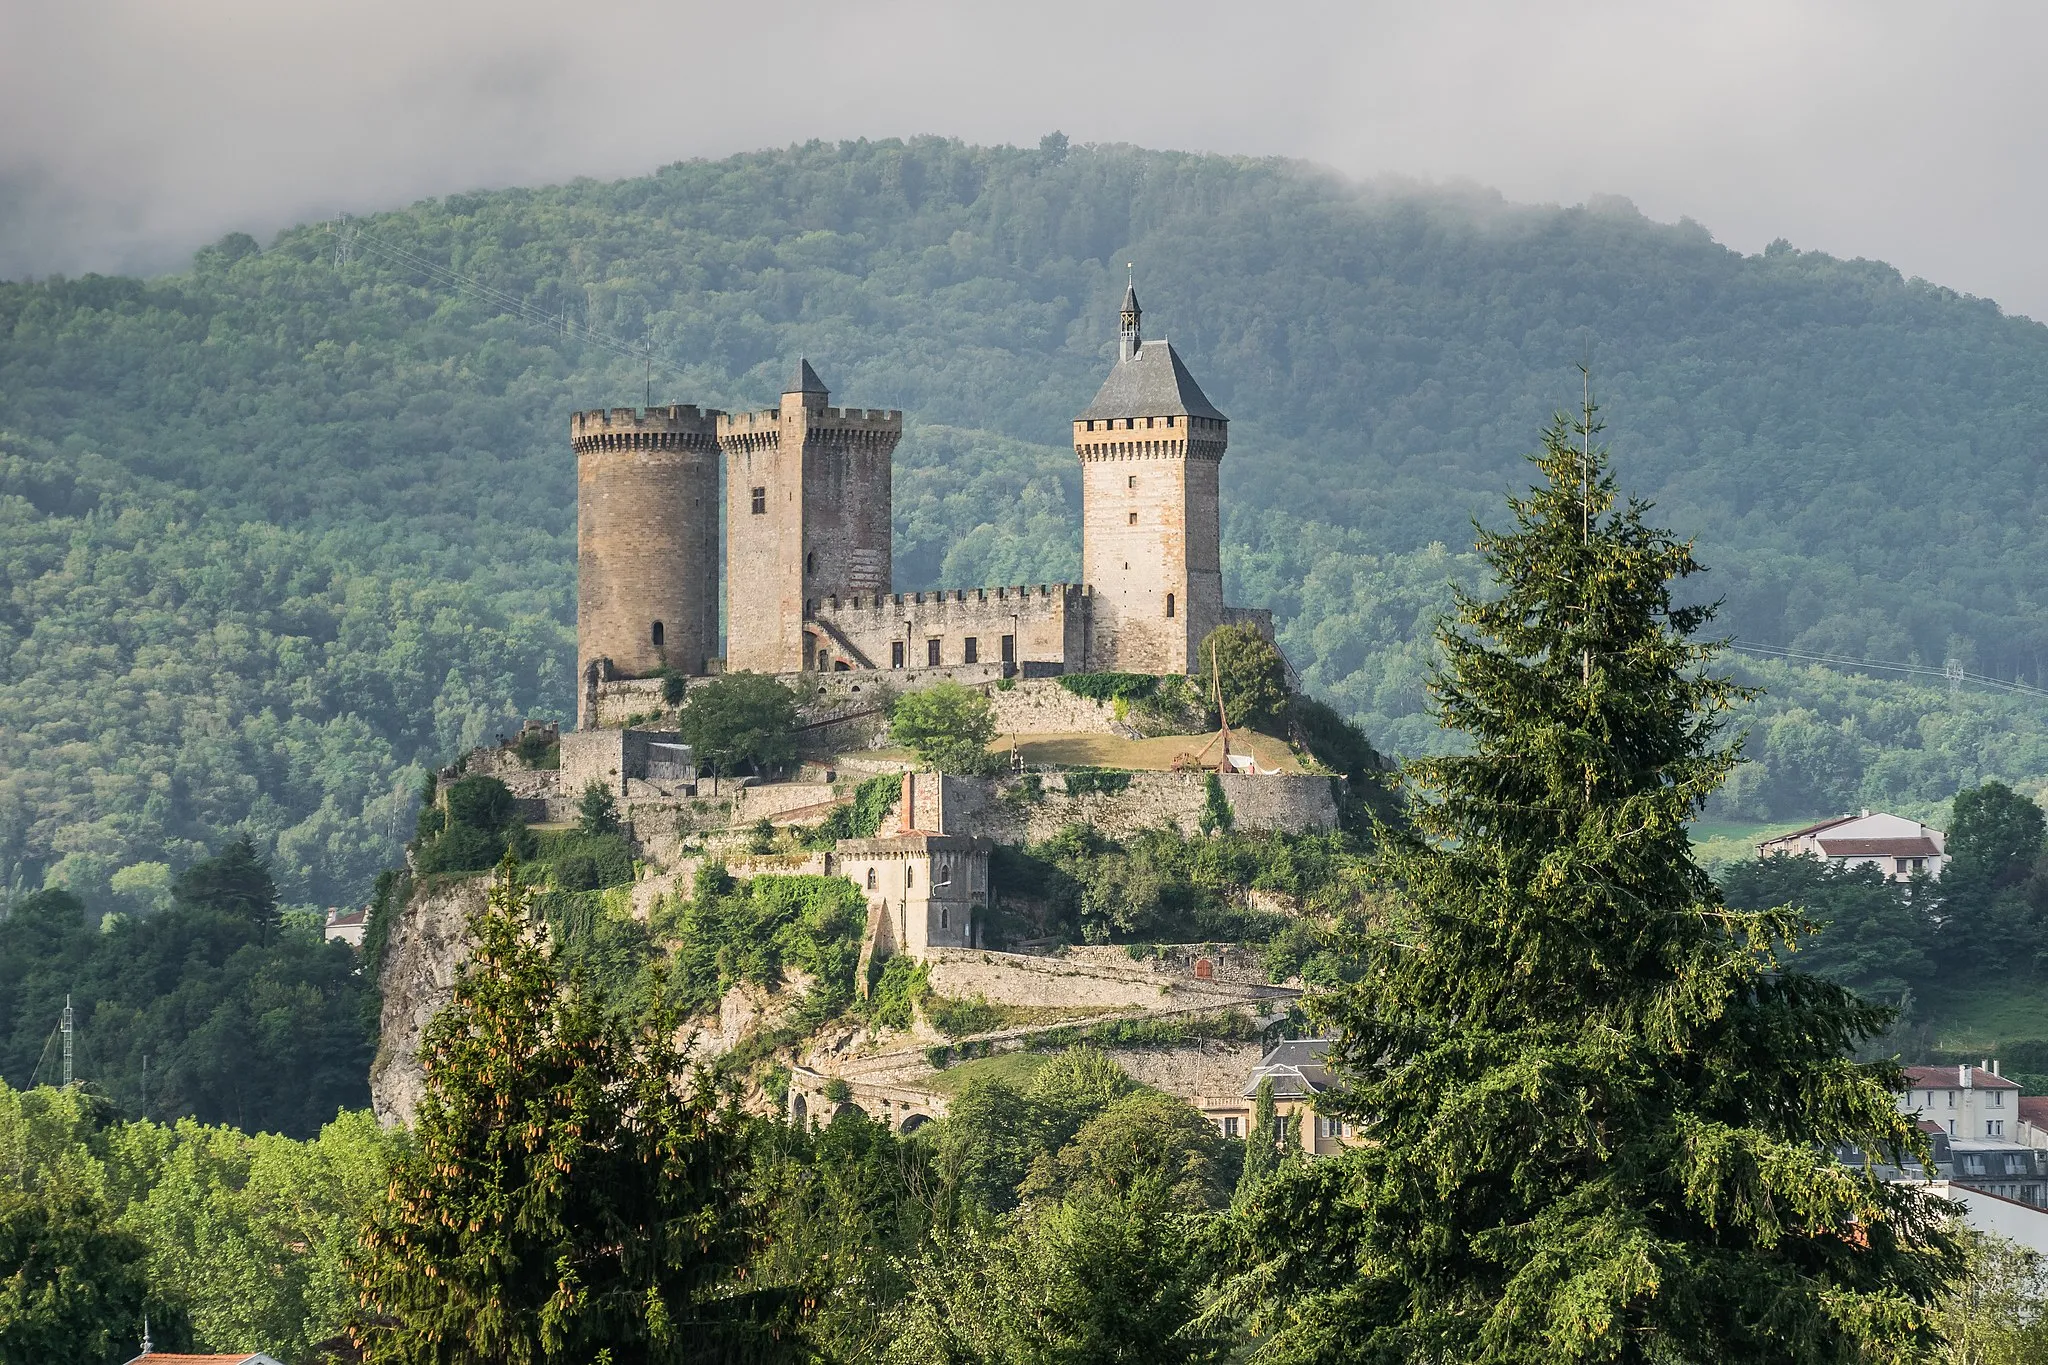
[1073,282,1229,673]
[720,360,902,674]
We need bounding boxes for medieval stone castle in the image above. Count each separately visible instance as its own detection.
[572,282,1269,719]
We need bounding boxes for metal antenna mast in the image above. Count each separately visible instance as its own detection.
[60,994,73,1089]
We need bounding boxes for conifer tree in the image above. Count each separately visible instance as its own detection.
[351,867,788,1364]
[1241,404,1963,1362]
[1233,1078,1285,1206]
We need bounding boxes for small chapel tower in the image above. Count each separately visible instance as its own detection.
[1073,279,1229,674]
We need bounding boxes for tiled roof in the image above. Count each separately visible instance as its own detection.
[1815,837,1942,858]
[1903,1065,2021,1091]
[1077,340,1227,422]
[124,1353,284,1365]
[2018,1097,2048,1125]
[1761,816,1857,843]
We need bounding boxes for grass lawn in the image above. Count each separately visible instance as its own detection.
[921,1050,1050,1095]
[1914,978,2048,1049]
[1688,817,1821,872]
[998,729,1303,774]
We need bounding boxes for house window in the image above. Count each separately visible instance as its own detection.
[1001,634,1015,662]
[866,868,877,890]
[750,486,766,514]
[1949,1120,1957,1135]
[1165,593,1175,619]
[891,641,905,669]
[1128,511,1138,525]
[1993,1091,2005,1107]
[1165,415,1175,427]
[927,638,941,667]
[651,620,664,648]
[1990,1120,2005,1137]
[1223,1116,1240,1138]
[816,646,831,671]
[963,637,979,664]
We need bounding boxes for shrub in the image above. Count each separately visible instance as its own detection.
[925,994,1006,1038]
[822,1077,852,1104]
[891,682,1001,774]
[1061,767,1131,797]
[806,774,903,847]
[1201,772,1235,835]
[535,831,635,891]
[1056,673,1159,704]
[577,781,621,836]
[861,955,930,1031]
[443,775,516,833]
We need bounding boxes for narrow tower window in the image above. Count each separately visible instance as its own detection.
[1128,475,1136,489]
[806,552,817,575]
[867,868,878,890]
[1128,511,1138,525]
[1165,594,1175,619]
[750,486,767,514]
[652,620,665,647]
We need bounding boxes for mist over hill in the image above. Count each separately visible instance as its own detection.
[6,135,2048,907]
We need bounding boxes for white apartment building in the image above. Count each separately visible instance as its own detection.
[1758,811,1948,882]
[1902,1063,2021,1140]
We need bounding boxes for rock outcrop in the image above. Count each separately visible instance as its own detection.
[369,876,486,1128]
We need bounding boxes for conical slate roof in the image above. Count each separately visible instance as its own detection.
[1121,280,1141,315]
[784,357,829,396]
[1076,339,1226,422]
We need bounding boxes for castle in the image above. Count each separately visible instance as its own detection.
[572,281,1270,722]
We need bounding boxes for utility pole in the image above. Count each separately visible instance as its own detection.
[60,994,73,1089]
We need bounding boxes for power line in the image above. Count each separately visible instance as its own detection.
[1727,640,2048,701]
[326,215,681,378]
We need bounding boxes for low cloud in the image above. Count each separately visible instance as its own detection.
[3,0,2045,318]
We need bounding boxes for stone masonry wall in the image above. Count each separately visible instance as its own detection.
[938,771,1338,843]
[921,946,1295,1012]
[810,584,1085,672]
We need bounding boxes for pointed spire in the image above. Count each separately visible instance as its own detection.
[784,357,829,397]
[1119,264,1142,362]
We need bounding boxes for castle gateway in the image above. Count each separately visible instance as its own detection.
[573,280,1271,722]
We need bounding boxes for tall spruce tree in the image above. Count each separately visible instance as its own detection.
[350,866,789,1364]
[1240,404,1963,1362]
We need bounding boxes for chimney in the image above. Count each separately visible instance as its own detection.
[1960,1064,1971,1088]
[1992,1059,2001,1077]
[899,772,915,835]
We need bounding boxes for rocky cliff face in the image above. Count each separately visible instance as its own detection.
[370,876,486,1128]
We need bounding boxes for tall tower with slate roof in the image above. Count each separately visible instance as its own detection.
[1073,280,1229,673]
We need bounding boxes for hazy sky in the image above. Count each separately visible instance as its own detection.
[5,0,2046,319]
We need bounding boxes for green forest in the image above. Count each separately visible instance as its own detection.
[7,136,2048,912]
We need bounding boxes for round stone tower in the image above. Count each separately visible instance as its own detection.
[573,404,722,716]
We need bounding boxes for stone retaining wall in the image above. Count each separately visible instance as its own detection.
[922,947,1294,1013]
[937,771,1338,842]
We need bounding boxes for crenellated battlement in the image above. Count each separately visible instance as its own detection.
[808,583,1087,613]
[572,404,724,454]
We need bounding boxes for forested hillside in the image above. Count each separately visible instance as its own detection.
[6,135,2048,908]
